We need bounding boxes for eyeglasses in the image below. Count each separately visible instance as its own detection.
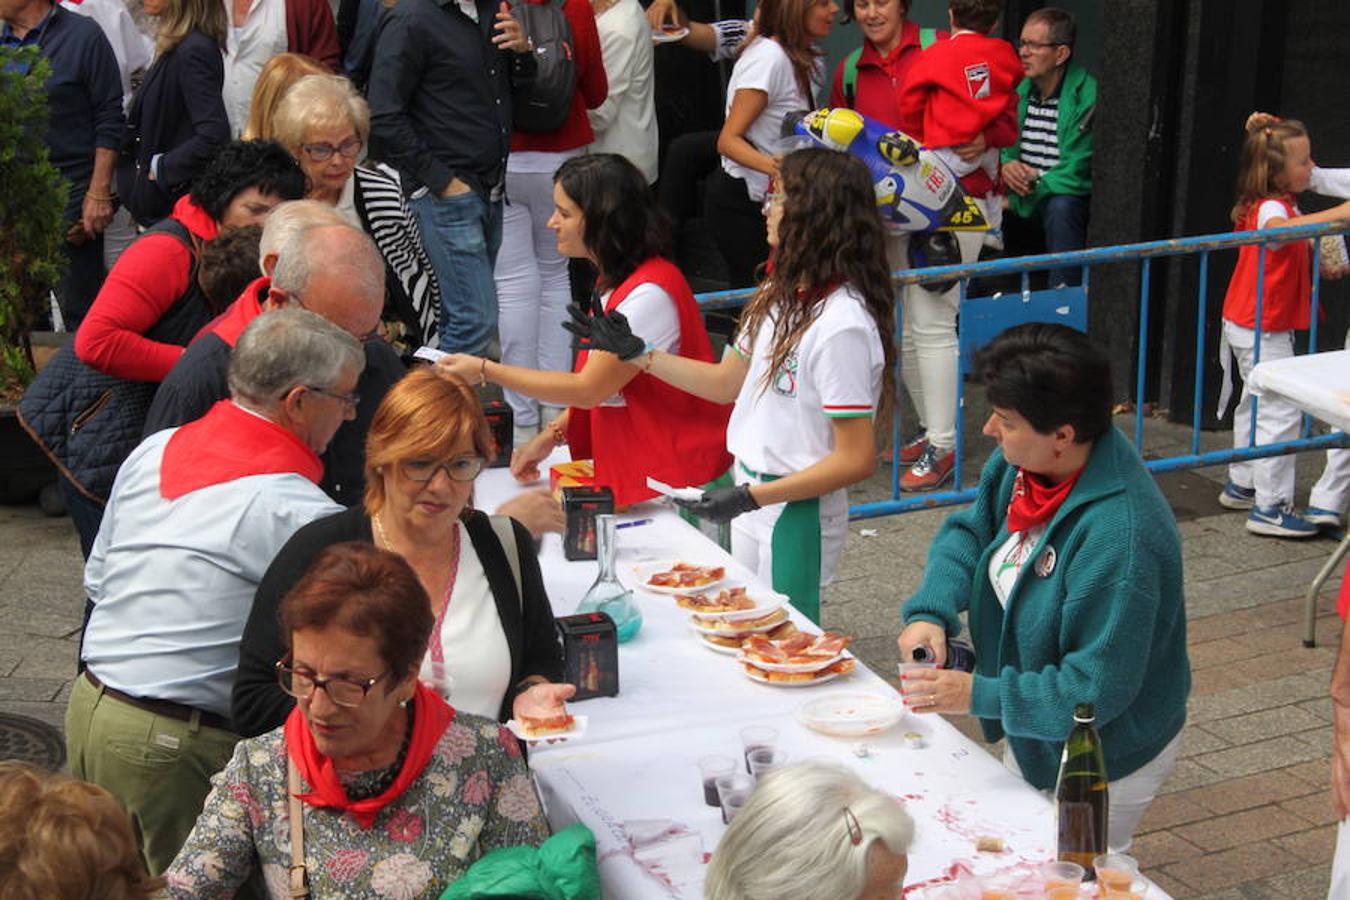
[1017,39,1066,51]
[398,456,486,483]
[300,137,364,162]
[305,384,361,411]
[276,660,389,707]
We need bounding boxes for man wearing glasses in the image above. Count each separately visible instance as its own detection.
[1000,6,1096,288]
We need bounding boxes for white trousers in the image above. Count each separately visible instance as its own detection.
[886,230,984,452]
[496,162,575,427]
[1311,328,1350,514]
[1223,321,1301,509]
[1331,819,1350,900]
[729,484,849,591]
[1003,731,1182,853]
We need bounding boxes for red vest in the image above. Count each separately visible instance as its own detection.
[566,258,733,505]
[1222,197,1311,332]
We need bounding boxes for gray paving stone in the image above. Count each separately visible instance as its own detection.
[0,700,67,733]
[1179,725,1232,759]
[1202,706,1328,745]
[1291,725,1332,754]
[1188,557,1346,619]
[1196,736,1328,780]
[1239,864,1333,900]
[1296,697,1334,723]
[1189,672,1330,723]
[0,677,67,702]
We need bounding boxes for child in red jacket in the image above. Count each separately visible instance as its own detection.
[897,0,1021,237]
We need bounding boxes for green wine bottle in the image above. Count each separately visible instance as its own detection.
[1055,703,1109,877]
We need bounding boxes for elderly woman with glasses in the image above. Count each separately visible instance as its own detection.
[165,541,549,897]
[266,69,441,348]
[232,368,572,739]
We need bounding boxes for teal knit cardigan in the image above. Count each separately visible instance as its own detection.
[902,427,1190,790]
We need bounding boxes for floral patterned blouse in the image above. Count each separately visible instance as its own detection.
[164,711,549,898]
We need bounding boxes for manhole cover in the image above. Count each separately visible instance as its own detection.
[0,713,66,771]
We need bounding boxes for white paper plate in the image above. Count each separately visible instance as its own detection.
[633,560,728,595]
[687,609,788,635]
[796,691,905,736]
[651,26,689,42]
[696,633,744,655]
[737,649,851,673]
[674,591,784,620]
[742,663,853,688]
[505,714,589,745]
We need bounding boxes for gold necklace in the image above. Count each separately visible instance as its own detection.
[371,513,392,550]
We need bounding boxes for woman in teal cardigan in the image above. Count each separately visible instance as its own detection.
[898,323,1190,852]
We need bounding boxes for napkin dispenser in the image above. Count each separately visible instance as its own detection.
[557,612,619,700]
[481,399,512,468]
[561,485,614,560]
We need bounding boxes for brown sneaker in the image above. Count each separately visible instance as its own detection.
[900,445,955,492]
[881,434,928,466]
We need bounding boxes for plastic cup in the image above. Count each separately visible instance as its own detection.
[1040,861,1085,899]
[747,746,788,780]
[698,755,736,808]
[715,772,753,825]
[977,872,1018,900]
[898,660,939,675]
[739,725,779,773]
[1093,854,1139,896]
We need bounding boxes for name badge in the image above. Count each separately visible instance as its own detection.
[1034,545,1057,578]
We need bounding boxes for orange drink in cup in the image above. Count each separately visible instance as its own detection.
[977,873,1018,900]
[1092,853,1140,896]
[1041,861,1084,899]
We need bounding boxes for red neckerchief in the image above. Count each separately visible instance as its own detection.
[159,400,323,500]
[1005,466,1085,534]
[206,276,270,347]
[285,681,456,830]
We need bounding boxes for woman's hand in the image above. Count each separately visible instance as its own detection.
[1001,160,1039,197]
[897,620,947,666]
[496,488,565,536]
[899,667,972,715]
[951,132,987,162]
[674,484,759,523]
[645,0,677,29]
[512,681,577,722]
[493,1,531,53]
[435,354,483,385]
[510,430,556,483]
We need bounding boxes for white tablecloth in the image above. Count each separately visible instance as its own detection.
[477,460,1164,899]
[1248,348,1350,432]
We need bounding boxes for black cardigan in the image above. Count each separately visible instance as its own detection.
[231,505,564,736]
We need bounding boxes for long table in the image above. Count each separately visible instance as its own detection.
[478,461,1158,898]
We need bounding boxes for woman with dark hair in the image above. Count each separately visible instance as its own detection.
[116,0,230,226]
[21,140,306,558]
[576,148,890,623]
[896,322,1190,853]
[438,153,732,506]
[166,542,549,897]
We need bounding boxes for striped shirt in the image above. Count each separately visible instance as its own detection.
[1018,91,1061,172]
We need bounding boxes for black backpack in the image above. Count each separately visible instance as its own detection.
[510,0,577,133]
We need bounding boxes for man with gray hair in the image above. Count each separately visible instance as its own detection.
[144,217,406,506]
[66,308,359,874]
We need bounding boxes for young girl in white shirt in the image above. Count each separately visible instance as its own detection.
[576,148,892,623]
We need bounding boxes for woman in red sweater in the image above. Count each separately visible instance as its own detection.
[74,140,306,383]
[494,0,607,447]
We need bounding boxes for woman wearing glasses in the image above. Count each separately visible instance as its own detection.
[266,71,442,348]
[166,542,550,897]
[232,368,571,738]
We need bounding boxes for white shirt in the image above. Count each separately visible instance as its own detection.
[61,0,153,110]
[1311,166,1350,200]
[418,521,512,720]
[223,0,288,136]
[727,283,883,475]
[988,525,1046,607]
[721,36,822,201]
[588,0,658,184]
[335,175,362,228]
[82,427,342,717]
[598,281,680,407]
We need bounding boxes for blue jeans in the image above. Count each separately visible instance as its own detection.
[412,190,503,354]
[1040,193,1090,287]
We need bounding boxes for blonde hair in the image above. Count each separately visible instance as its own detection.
[363,369,497,516]
[241,53,329,141]
[272,74,372,153]
[749,0,825,102]
[153,0,226,54]
[0,763,165,900]
[1231,117,1308,224]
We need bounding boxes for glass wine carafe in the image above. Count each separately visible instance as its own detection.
[576,515,642,642]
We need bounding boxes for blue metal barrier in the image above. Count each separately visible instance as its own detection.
[693,221,1350,519]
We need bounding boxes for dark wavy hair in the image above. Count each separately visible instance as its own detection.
[738,148,895,402]
[554,154,672,291]
[973,322,1112,442]
[189,140,307,223]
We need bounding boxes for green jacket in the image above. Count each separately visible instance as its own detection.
[1001,61,1097,219]
[902,428,1190,790]
[440,824,599,900]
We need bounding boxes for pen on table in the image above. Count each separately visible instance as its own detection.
[616,518,654,530]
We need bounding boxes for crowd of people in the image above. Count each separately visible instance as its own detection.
[7,0,1350,894]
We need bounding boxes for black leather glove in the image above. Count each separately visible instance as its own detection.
[674,484,760,523]
[590,310,646,361]
[561,301,594,344]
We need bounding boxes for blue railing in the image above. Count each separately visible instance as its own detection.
[693,222,1350,519]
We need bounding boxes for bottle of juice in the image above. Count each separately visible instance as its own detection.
[1055,703,1109,876]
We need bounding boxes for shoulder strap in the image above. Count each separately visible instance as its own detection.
[919,26,937,49]
[842,46,862,108]
[487,514,524,613]
[287,759,309,898]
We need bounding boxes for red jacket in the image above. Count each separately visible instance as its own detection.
[1222,197,1312,332]
[286,0,340,70]
[897,31,1022,148]
[510,0,607,152]
[566,258,732,505]
[75,195,218,383]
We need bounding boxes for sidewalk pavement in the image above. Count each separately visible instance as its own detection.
[0,411,1345,899]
